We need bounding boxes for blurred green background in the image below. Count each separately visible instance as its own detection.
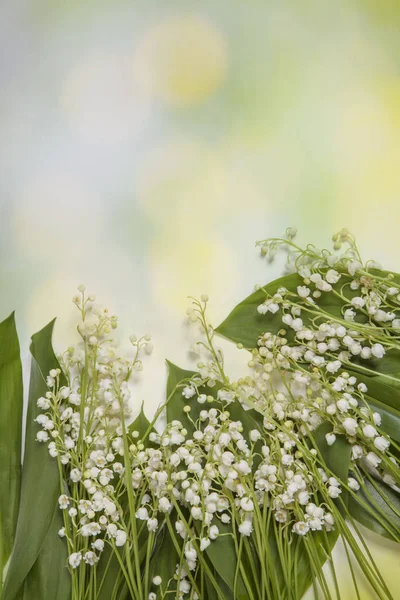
[1,1,399,596]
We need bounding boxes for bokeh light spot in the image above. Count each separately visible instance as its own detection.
[133,15,228,107]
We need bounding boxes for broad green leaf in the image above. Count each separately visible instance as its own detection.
[3,320,71,600]
[20,501,70,600]
[0,313,23,572]
[166,361,264,435]
[96,545,123,600]
[165,365,356,598]
[204,570,233,600]
[342,369,400,442]
[313,422,352,485]
[365,399,400,444]
[215,274,303,348]
[348,479,400,541]
[295,423,352,598]
[129,402,156,447]
[227,401,263,435]
[148,520,180,597]
[214,272,358,349]
[166,365,263,597]
[166,361,221,435]
[215,271,400,400]
[216,267,400,347]
[347,367,400,413]
[195,520,250,600]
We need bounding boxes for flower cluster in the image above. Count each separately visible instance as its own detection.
[33,230,400,600]
[34,286,154,593]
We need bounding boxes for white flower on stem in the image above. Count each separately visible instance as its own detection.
[291,318,303,332]
[348,478,360,491]
[275,510,288,523]
[326,360,341,374]
[92,539,104,552]
[152,576,162,586]
[158,497,171,513]
[371,344,385,359]
[191,506,202,520]
[115,530,127,547]
[297,286,310,298]
[240,497,254,512]
[217,390,236,404]
[58,495,70,509]
[324,513,335,531]
[250,429,261,442]
[64,436,75,450]
[298,491,310,505]
[60,386,71,399]
[209,525,219,540]
[107,524,118,538]
[221,513,231,524]
[336,399,349,413]
[60,453,71,465]
[362,425,377,439]
[326,270,341,284]
[348,261,362,276]
[328,486,341,499]
[68,552,82,569]
[374,436,390,452]
[372,412,382,426]
[351,297,365,309]
[366,452,381,468]
[37,397,51,409]
[36,431,49,442]
[69,392,81,406]
[182,386,196,399]
[70,468,82,483]
[84,551,99,565]
[352,445,363,460]
[179,580,191,594]
[200,538,211,551]
[342,418,358,436]
[325,433,336,446]
[238,520,253,536]
[293,521,309,536]
[147,518,158,532]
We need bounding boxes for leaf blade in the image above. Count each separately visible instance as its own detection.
[0,313,23,569]
[3,319,71,600]
[348,479,400,541]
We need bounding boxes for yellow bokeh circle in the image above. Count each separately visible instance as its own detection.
[133,15,228,107]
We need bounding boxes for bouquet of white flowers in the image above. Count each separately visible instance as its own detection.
[1,230,399,600]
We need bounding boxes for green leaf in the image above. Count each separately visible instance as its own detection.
[313,422,352,486]
[204,570,233,600]
[215,271,400,398]
[341,369,400,442]
[165,363,356,598]
[348,479,400,541]
[148,520,180,596]
[0,313,23,572]
[294,423,352,598]
[215,274,303,348]
[96,544,130,600]
[194,520,249,600]
[166,361,220,435]
[20,501,70,600]
[3,320,71,600]
[129,402,156,447]
[365,399,400,444]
